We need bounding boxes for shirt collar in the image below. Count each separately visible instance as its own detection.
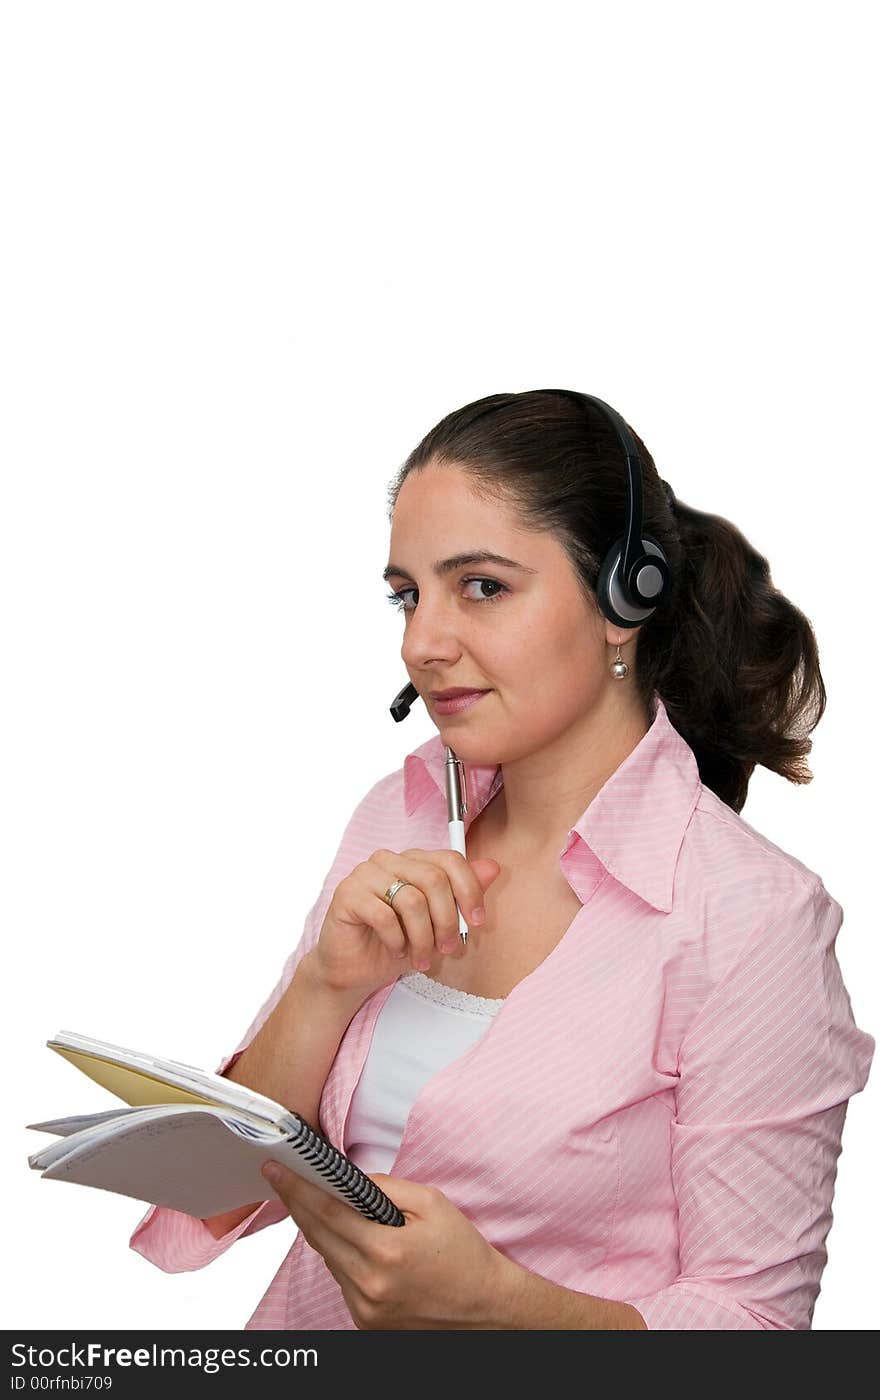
[402,691,701,914]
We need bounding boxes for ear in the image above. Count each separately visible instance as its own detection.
[604,622,643,649]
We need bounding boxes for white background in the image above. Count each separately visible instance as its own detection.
[3,1,877,1331]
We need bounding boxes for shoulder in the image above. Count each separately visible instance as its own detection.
[323,763,410,873]
[669,789,874,1090]
[687,783,829,894]
[673,783,840,989]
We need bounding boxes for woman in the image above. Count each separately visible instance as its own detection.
[130,389,875,1329]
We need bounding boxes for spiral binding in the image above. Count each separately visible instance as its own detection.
[287,1116,405,1227]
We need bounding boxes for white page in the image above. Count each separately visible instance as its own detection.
[28,1104,394,1219]
[26,1108,144,1138]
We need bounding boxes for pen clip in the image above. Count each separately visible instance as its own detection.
[444,747,468,820]
[455,756,468,816]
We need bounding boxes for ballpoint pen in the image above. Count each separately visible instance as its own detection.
[444,745,469,945]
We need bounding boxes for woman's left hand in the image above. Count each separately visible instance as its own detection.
[260,1160,510,1329]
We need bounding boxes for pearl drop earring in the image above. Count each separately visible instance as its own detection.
[611,640,629,679]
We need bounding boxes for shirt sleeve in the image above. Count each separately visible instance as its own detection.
[619,876,875,1330]
[129,861,334,1273]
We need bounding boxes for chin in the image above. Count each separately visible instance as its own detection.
[435,728,504,767]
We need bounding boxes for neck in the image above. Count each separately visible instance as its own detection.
[481,687,654,859]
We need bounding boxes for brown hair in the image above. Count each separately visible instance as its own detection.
[385,389,826,813]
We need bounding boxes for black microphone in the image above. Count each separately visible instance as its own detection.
[390,681,419,721]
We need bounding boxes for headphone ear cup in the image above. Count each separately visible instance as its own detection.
[596,535,669,628]
[631,535,671,607]
[596,539,638,629]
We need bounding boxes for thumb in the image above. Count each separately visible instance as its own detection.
[469,856,502,890]
[369,1172,435,1213]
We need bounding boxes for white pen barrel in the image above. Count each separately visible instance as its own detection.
[447,818,469,940]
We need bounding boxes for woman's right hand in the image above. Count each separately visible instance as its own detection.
[311,848,502,998]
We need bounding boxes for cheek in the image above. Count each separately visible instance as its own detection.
[496,652,602,755]
[511,616,600,698]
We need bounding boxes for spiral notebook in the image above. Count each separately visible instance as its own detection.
[26,1030,405,1227]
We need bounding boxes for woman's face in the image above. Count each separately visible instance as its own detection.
[385,462,633,765]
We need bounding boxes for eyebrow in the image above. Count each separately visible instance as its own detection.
[382,550,538,583]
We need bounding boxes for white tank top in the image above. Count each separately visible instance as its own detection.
[345,972,506,1174]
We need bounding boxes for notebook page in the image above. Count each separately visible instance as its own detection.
[30,1106,360,1217]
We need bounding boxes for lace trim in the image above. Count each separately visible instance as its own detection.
[398,970,505,1015]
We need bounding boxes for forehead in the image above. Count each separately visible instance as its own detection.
[390,464,552,561]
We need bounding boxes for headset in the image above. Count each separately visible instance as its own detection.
[389,389,672,721]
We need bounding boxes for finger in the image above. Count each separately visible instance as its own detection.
[404,857,469,957]
[373,848,486,962]
[407,848,490,931]
[261,1162,383,1253]
[368,851,441,970]
[334,865,409,959]
[279,1192,368,1286]
[360,888,411,959]
[367,1172,432,1216]
[392,857,462,962]
[261,1163,406,1300]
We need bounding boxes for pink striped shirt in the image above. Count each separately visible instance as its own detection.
[129,693,875,1329]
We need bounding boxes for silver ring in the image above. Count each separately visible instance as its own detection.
[383,878,412,907]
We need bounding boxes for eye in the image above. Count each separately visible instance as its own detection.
[385,576,509,613]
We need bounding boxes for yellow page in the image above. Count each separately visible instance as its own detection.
[48,1046,222,1109]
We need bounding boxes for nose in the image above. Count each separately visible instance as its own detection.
[400,592,463,673]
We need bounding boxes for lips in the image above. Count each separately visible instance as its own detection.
[430,689,491,716]
[429,688,489,700]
